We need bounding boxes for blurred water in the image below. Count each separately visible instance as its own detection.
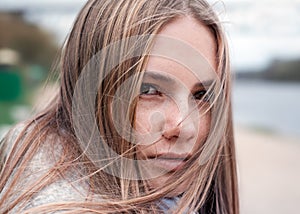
[233,80,300,137]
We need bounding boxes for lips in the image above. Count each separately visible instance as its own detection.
[147,153,191,172]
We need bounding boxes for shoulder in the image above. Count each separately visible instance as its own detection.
[1,122,92,213]
[25,135,90,207]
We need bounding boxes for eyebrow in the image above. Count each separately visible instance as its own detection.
[143,71,176,84]
[143,71,216,88]
[195,80,216,88]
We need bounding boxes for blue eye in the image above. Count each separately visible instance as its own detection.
[193,90,210,102]
[140,83,161,96]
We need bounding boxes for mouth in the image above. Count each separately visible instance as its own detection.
[147,153,191,172]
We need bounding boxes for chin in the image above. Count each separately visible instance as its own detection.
[148,174,190,197]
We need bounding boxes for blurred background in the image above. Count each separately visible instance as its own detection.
[0,0,299,213]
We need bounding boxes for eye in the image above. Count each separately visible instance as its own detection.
[193,90,210,102]
[140,83,161,96]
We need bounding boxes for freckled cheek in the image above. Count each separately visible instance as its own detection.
[194,112,211,149]
[134,102,166,159]
[134,101,165,135]
[134,109,151,135]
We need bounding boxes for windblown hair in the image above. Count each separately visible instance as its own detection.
[0,0,239,213]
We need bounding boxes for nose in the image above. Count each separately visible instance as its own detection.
[161,98,198,142]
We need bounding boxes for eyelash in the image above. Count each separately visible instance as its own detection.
[140,83,161,96]
[140,83,212,102]
[193,90,211,102]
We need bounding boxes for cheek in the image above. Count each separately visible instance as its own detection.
[134,100,169,158]
[135,104,151,135]
[194,111,211,149]
[134,102,158,158]
[134,101,165,135]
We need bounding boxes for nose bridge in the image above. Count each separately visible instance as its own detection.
[174,95,189,124]
[164,94,198,138]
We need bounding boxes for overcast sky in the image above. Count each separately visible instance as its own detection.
[1,0,300,71]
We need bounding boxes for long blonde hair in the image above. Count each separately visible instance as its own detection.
[0,0,239,213]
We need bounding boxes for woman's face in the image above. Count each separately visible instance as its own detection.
[134,16,217,195]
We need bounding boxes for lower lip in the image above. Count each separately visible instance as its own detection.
[150,158,186,172]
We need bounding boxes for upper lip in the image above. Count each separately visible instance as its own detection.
[148,153,191,160]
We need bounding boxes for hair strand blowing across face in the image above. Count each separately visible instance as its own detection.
[0,0,239,213]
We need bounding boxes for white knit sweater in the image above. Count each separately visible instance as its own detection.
[1,124,197,213]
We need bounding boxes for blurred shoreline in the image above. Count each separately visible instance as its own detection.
[235,124,300,214]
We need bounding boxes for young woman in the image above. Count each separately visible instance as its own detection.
[0,0,239,213]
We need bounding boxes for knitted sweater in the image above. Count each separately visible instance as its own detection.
[0,124,197,213]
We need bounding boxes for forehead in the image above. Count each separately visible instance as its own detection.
[145,16,218,88]
[155,16,217,70]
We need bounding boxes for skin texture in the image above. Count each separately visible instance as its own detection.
[135,16,217,195]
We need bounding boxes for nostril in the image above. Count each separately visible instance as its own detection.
[162,126,180,140]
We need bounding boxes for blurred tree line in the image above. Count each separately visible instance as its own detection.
[236,58,300,82]
[263,59,300,82]
[0,11,59,125]
[0,11,58,70]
